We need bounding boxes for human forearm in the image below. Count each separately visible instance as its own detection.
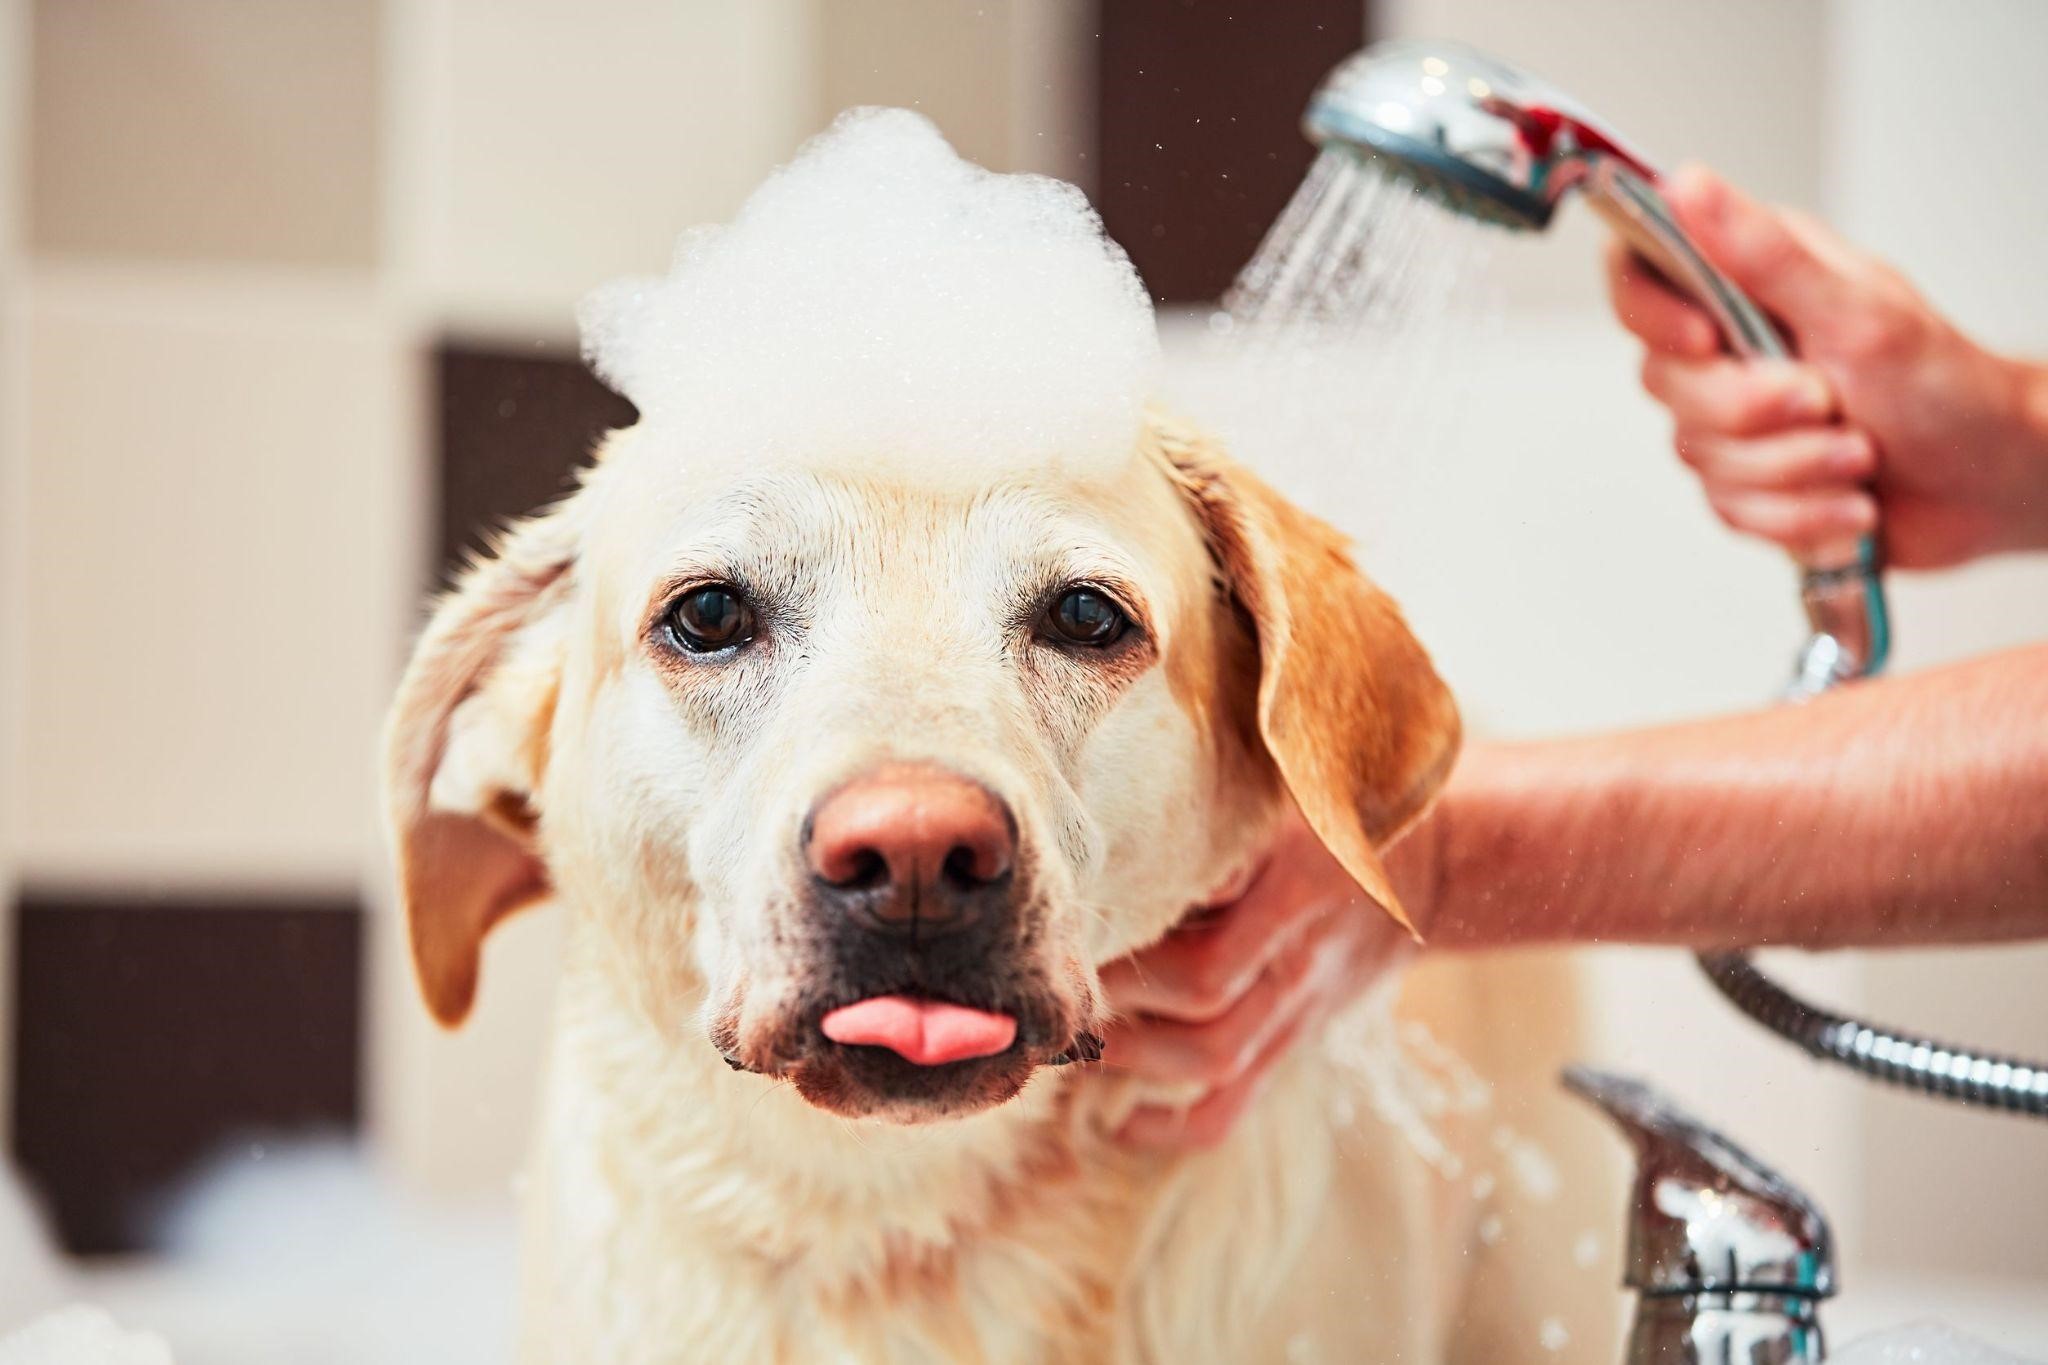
[2010,358,2048,554]
[1418,643,2048,950]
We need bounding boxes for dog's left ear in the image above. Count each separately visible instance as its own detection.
[1155,420,1461,936]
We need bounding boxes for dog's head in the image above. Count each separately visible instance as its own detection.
[383,413,1458,1122]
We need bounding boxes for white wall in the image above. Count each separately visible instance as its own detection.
[1824,0,2048,1286]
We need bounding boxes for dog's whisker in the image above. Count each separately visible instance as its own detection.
[741,1082,783,1129]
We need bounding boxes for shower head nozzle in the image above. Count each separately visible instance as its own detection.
[1298,39,1790,362]
[1303,40,1645,234]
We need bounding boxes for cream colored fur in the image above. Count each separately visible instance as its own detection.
[385,416,1620,1362]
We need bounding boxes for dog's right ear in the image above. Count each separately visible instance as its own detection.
[382,506,580,1027]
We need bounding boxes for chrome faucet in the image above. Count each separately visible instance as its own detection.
[1565,1067,1836,1363]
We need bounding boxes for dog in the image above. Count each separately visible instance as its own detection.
[387,412,1625,1362]
[383,111,1617,1363]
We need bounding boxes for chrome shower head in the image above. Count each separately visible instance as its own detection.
[1303,40,1605,231]
[1302,40,1785,361]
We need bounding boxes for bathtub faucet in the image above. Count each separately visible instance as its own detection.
[1564,1067,1836,1363]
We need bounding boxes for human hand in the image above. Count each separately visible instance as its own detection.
[1098,810,1421,1150]
[1607,164,2048,568]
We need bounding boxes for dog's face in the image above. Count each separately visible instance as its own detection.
[384,416,1458,1122]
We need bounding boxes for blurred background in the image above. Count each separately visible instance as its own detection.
[1,0,2044,1357]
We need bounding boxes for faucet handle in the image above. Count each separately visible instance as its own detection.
[1563,1066,1835,1299]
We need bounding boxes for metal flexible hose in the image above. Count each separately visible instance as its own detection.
[1697,951,2048,1118]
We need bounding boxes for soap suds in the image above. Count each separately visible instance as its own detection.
[580,108,1160,483]
[1322,988,1492,1181]
[0,1306,172,1365]
[1831,1325,2040,1365]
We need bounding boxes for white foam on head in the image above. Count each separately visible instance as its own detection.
[580,108,1159,485]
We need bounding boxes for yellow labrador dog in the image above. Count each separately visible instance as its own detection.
[384,113,1614,1363]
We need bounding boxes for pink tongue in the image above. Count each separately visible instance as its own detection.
[820,996,1018,1066]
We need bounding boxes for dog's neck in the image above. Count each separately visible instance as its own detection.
[539,920,1141,1280]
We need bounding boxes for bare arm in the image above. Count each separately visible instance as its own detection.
[1417,643,2048,950]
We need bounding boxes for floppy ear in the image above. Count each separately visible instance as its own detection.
[382,507,580,1026]
[1153,418,1461,936]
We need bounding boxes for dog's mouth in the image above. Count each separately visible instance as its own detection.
[722,980,1100,1120]
[820,994,1019,1066]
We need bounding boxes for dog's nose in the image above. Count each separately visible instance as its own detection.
[805,764,1015,935]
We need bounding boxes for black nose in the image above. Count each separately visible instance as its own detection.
[804,764,1015,938]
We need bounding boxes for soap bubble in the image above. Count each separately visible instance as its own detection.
[580,108,1160,488]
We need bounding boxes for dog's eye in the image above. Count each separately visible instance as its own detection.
[1043,586,1129,648]
[665,584,754,653]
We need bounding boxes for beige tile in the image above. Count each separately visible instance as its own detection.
[17,268,406,885]
[29,0,381,266]
[368,886,562,1203]
[392,0,820,333]
[819,0,1091,180]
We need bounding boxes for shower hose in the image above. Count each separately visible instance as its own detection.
[1697,950,2048,1118]
[1690,561,2048,1119]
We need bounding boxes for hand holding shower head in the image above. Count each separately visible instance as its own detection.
[1266,42,2048,1358]
[1257,18,2048,1165]
[1290,38,1889,687]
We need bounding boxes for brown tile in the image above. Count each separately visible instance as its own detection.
[436,344,637,582]
[10,893,361,1255]
[1093,0,1365,303]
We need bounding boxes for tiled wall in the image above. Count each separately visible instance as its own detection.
[0,0,1104,1232]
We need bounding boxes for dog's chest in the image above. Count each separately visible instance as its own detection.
[537,1150,1139,1363]
[526,1043,1154,1364]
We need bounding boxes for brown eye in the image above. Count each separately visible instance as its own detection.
[1045,586,1129,648]
[666,584,753,653]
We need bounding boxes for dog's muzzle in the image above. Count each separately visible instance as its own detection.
[717,762,1101,1117]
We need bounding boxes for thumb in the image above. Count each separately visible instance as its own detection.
[1663,164,1851,330]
